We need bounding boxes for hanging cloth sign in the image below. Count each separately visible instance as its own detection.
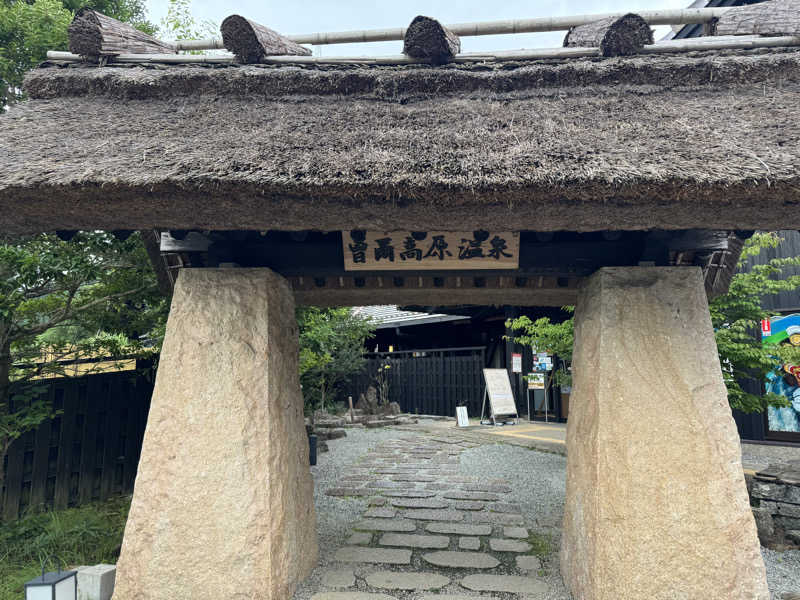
[480,368,518,425]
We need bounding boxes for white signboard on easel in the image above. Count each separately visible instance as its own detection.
[480,368,518,425]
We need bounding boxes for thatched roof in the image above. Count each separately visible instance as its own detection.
[1,47,800,235]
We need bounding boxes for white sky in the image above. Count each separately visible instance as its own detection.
[145,0,692,55]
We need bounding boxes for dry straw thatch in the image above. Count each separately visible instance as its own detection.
[564,14,654,57]
[68,8,174,56]
[1,47,799,235]
[403,16,461,64]
[220,15,311,63]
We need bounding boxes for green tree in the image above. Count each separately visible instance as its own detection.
[158,0,215,42]
[0,0,155,107]
[507,233,800,413]
[1,231,168,495]
[297,307,374,413]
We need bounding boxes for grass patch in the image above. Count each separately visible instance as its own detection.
[0,495,131,600]
[527,530,554,560]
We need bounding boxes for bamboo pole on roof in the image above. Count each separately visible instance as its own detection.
[44,33,800,66]
[165,7,735,51]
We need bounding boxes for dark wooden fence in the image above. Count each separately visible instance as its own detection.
[347,346,486,417]
[1,370,152,521]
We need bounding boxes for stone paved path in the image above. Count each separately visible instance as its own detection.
[312,432,552,599]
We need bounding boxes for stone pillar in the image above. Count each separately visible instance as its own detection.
[561,267,768,600]
[114,269,317,600]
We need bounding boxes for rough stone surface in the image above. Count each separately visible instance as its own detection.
[334,546,412,564]
[364,507,396,518]
[389,497,448,509]
[365,571,450,590]
[460,574,549,594]
[515,555,542,571]
[503,526,529,539]
[321,569,355,588]
[561,267,769,600]
[488,538,531,552]
[459,536,481,551]
[114,269,316,600]
[76,564,116,600]
[443,491,500,501]
[422,551,500,569]
[379,533,450,549]
[426,523,492,536]
[354,518,416,532]
[452,500,485,511]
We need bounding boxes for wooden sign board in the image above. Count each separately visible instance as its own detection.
[343,230,519,271]
[481,368,518,424]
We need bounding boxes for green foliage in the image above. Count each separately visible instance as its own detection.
[710,232,800,413]
[0,231,168,490]
[158,0,215,42]
[297,307,374,412]
[0,495,131,600]
[0,0,155,108]
[0,0,71,106]
[506,307,574,387]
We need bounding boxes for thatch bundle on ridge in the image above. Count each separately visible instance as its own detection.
[403,16,461,64]
[221,15,310,63]
[712,0,800,36]
[68,7,174,56]
[564,13,653,57]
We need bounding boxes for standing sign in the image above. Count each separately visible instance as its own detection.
[456,406,469,427]
[511,353,522,373]
[480,368,519,425]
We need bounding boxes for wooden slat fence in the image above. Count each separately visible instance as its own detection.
[1,370,152,521]
[347,346,486,417]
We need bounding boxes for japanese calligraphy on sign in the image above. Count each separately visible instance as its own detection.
[343,231,520,271]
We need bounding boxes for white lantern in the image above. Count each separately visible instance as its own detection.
[25,566,77,600]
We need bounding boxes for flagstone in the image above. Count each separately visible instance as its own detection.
[458,537,480,551]
[452,501,485,511]
[515,555,543,571]
[379,533,450,549]
[326,488,372,497]
[382,490,437,498]
[426,522,492,536]
[402,509,465,522]
[422,551,500,569]
[503,526,529,539]
[469,512,524,525]
[353,518,417,532]
[364,507,397,518]
[365,571,450,590]
[459,575,548,594]
[321,569,356,588]
[389,497,449,509]
[489,538,532,552]
[444,491,500,501]
[346,532,372,545]
[334,547,411,565]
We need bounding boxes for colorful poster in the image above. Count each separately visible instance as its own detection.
[763,315,800,433]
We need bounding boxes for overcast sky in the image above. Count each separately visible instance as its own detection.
[145,0,692,55]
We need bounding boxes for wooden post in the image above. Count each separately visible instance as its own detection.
[221,15,311,63]
[403,16,461,64]
[563,13,653,56]
[348,395,355,424]
[68,8,175,56]
[713,0,800,36]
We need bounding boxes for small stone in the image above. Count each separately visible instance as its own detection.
[459,537,480,550]
[452,501,485,511]
[365,571,450,590]
[426,522,492,536]
[368,497,387,506]
[321,569,356,588]
[516,555,542,571]
[402,509,465,521]
[364,507,397,518]
[366,480,406,489]
[503,526,529,539]
[347,531,373,545]
[389,497,449,509]
[460,574,549,594]
[334,546,412,565]
[423,551,500,569]
[354,518,416,532]
[380,533,450,549]
[311,594,396,600]
[489,538,532,552]
[444,491,500,501]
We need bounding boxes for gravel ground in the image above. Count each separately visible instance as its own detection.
[293,425,800,599]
